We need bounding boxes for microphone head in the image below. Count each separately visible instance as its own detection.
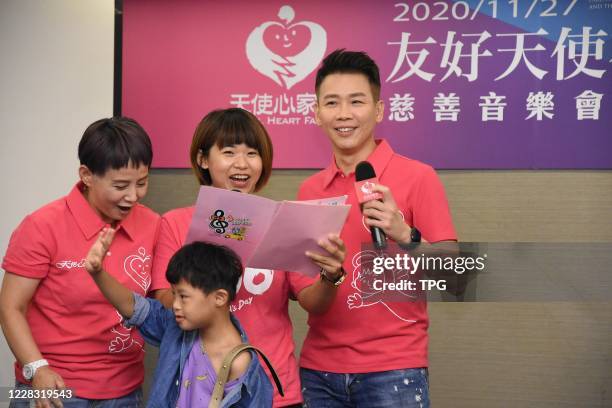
[355,161,376,181]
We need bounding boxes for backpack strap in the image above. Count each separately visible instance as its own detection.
[209,343,284,408]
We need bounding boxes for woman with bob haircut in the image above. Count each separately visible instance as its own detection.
[0,117,160,407]
[151,108,346,407]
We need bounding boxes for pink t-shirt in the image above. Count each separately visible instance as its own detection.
[298,140,457,373]
[152,207,312,407]
[2,183,160,398]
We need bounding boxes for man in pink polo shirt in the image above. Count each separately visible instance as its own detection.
[0,117,159,407]
[298,50,457,407]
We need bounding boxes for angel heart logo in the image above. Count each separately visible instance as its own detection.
[246,5,327,90]
[123,247,151,293]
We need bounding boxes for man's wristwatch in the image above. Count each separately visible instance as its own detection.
[22,359,49,381]
[320,267,346,287]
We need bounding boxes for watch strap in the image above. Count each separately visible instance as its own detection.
[23,359,49,380]
[320,267,346,286]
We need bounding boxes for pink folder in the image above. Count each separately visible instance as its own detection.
[185,186,350,277]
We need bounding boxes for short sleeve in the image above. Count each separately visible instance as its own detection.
[297,182,310,201]
[151,216,183,291]
[2,215,55,279]
[413,167,457,243]
[286,271,317,299]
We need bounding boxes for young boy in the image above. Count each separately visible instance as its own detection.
[85,228,273,407]
[297,50,457,407]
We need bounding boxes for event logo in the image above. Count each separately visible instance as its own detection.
[360,181,375,195]
[246,5,327,89]
[209,209,252,241]
[355,178,383,204]
[209,209,230,234]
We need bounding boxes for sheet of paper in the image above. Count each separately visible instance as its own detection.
[248,201,350,277]
[185,186,350,276]
[293,195,348,206]
[185,187,278,264]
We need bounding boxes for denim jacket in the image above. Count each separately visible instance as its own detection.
[127,294,273,407]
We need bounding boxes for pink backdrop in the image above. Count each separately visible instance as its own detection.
[123,1,612,169]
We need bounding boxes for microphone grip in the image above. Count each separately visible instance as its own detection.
[360,201,387,249]
[410,228,421,243]
[371,226,387,249]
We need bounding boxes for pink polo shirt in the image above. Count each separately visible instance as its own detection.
[152,206,312,407]
[298,139,457,373]
[2,183,160,399]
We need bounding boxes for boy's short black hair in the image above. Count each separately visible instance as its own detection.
[315,49,381,100]
[165,241,242,302]
[78,117,153,176]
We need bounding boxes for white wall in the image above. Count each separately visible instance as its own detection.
[0,0,114,392]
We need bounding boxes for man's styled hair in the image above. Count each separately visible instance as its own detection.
[78,117,153,176]
[165,241,242,302]
[315,49,381,101]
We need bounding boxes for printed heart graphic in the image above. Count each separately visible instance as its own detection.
[252,272,266,286]
[263,23,311,58]
[123,247,151,293]
[246,5,327,90]
[243,268,274,295]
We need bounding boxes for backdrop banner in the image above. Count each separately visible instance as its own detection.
[123,0,612,169]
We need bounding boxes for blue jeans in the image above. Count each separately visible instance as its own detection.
[9,382,143,408]
[300,367,430,408]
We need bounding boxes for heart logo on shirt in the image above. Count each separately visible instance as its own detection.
[123,247,151,293]
[241,268,274,295]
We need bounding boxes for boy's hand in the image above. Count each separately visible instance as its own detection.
[84,227,115,275]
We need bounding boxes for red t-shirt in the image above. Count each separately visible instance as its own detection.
[2,183,160,398]
[298,140,457,373]
[152,207,312,407]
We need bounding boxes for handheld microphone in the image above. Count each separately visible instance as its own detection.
[355,161,387,249]
[411,228,421,243]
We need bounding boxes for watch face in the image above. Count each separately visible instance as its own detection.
[23,365,33,380]
[334,272,346,286]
